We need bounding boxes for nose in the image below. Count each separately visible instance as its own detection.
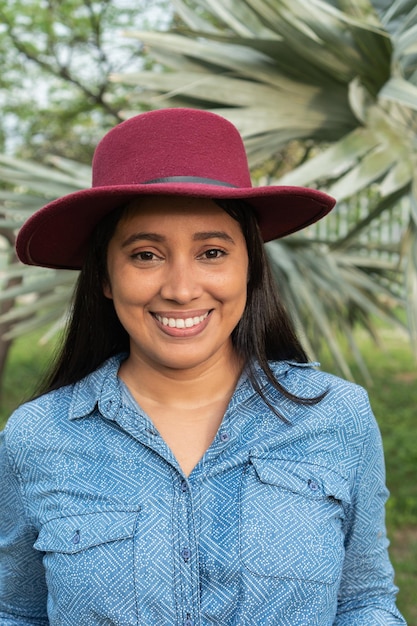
[159,260,203,304]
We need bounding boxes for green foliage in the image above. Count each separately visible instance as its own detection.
[391,527,417,625]
[0,330,56,422]
[0,0,171,161]
[1,0,417,385]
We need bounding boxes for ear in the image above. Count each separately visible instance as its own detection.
[102,280,113,300]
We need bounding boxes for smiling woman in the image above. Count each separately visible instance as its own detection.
[103,196,250,473]
[104,196,248,374]
[0,108,406,625]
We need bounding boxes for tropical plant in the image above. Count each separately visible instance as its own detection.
[109,0,417,378]
[1,0,416,387]
[0,156,85,381]
[0,0,171,161]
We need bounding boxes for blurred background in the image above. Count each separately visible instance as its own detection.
[0,1,416,621]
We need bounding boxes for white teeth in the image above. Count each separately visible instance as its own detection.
[155,312,209,329]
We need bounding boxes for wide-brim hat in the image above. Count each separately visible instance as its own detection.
[16,108,336,270]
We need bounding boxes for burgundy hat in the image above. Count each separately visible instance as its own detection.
[16,108,336,270]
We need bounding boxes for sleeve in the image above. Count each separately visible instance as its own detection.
[0,429,49,625]
[335,391,406,625]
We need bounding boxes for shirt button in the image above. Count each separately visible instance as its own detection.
[181,547,191,562]
[180,480,188,492]
[184,620,193,626]
[72,530,80,544]
[308,479,319,491]
[219,431,230,442]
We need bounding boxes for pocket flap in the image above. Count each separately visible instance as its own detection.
[251,457,351,504]
[34,510,139,554]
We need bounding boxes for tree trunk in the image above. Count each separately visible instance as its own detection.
[0,229,21,399]
[0,331,12,397]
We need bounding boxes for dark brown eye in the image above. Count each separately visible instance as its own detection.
[132,251,157,261]
[203,249,225,259]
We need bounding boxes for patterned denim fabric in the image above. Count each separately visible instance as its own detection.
[0,355,406,625]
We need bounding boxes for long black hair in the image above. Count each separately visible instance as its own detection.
[36,198,325,416]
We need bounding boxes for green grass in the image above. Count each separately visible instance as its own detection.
[0,331,56,422]
[0,330,416,623]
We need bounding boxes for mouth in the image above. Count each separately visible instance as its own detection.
[153,311,210,330]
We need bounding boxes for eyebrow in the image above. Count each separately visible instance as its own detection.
[121,230,235,248]
[121,232,165,248]
[193,231,235,244]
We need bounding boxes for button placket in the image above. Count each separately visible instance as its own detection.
[174,476,199,625]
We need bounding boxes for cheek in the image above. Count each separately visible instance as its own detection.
[222,268,248,309]
[106,272,156,311]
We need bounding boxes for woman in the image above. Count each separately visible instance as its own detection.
[0,108,405,624]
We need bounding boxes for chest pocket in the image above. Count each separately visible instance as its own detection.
[240,458,350,584]
[34,510,139,555]
[33,510,140,621]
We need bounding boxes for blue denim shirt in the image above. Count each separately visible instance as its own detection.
[0,355,405,625]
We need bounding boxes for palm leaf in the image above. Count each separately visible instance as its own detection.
[114,0,417,368]
[1,0,417,380]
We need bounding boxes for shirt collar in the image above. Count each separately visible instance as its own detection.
[68,353,318,421]
[69,353,127,421]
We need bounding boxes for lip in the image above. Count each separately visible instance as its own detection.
[151,309,213,337]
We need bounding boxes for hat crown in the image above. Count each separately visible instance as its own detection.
[92,108,252,189]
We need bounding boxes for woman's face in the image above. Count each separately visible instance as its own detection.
[104,195,249,375]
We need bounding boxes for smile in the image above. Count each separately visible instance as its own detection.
[153,312,210,329]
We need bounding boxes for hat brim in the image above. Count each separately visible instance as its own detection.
[16,182,335,269]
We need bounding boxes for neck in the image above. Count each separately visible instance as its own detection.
[118,348,244,412]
